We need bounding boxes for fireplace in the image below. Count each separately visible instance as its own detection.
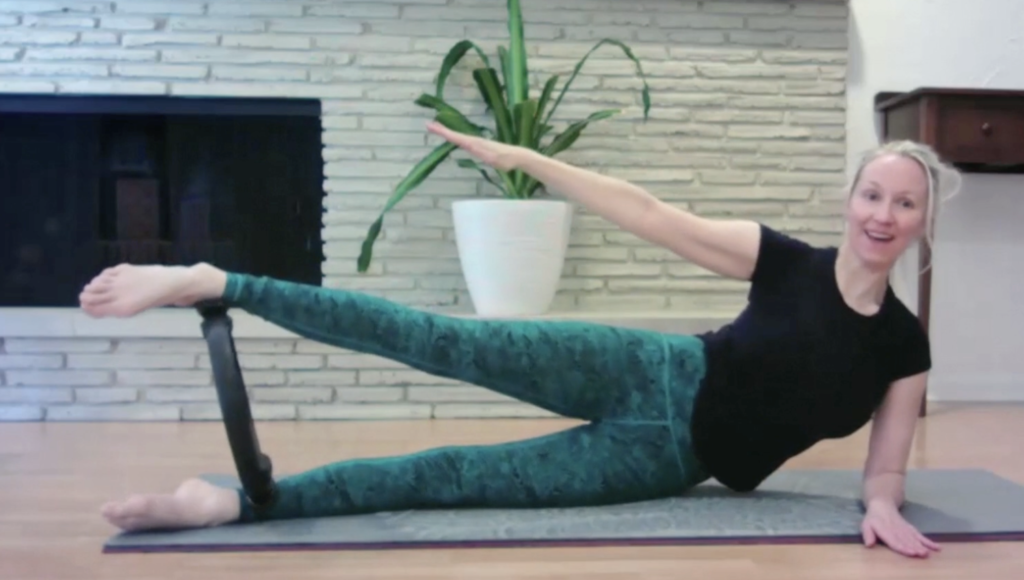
[0,94,325,307]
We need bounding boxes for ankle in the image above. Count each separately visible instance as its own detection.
[188,263,228,301]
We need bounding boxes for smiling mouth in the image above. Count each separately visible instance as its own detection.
[865,231,894,242]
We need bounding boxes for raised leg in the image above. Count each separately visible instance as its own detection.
[220,272,683,423]
[80,264,689,422]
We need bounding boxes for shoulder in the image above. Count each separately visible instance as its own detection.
[879,292,932,381]
[749,223,821,287]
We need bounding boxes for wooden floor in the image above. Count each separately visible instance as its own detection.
[3,402,1023,580]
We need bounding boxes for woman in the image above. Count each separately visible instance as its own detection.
[82,121,961,559]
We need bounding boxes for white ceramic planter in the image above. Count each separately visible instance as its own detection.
[451,199,574,317]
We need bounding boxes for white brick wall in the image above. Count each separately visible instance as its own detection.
[0,334,585,421]
[0,0,849,421]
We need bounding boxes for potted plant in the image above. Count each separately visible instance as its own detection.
[356,0,651,317]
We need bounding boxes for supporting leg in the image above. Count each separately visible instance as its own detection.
[238,418,710,523]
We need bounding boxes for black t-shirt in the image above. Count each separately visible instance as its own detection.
[691,224,931,492]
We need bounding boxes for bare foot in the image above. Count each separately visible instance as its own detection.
[79,263,226,318]
[101,478,242,532]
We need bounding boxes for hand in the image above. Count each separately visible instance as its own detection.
[426,120,526,172]
[861,501,941,558]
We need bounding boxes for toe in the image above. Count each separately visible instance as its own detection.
[100,503,115,520]
[100,501,131,528]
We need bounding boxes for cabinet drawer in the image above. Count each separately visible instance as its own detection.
[876,88,1024,172]
[937,96,1024,166]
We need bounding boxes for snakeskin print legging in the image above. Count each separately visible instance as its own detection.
[221,273,712,523]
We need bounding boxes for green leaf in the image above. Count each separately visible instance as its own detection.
[543,108,620,157]
[537,123,554,141]
[435,40,491,101]
[512,98,538,149]
[357,141,458,272]
[505,0,528,107]
[457,158,509,196]
[497,45,510,107]
[415,93,488,135]
[472,67,513,144]
[533,75,559,147]
[524,179,545,198]
[435,111,485,138]
[543,38,651,127]
[510,98,538,194]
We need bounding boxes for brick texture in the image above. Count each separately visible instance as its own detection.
[0,336,566,420]
[0,0,849,421]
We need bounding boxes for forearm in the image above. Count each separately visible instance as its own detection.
[863,471,906,512]
[513,148,661,232]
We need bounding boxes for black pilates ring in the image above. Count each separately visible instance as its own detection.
[196,300,278,509]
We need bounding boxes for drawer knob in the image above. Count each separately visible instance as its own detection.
[981,122,993,135]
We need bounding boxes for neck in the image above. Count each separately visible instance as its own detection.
[834,242,891,315]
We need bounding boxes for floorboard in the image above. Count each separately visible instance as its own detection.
[3,402,1023,579]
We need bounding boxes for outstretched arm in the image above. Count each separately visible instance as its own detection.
[860,371,941,557]
[513,148,762,281]
[426,121,762,281]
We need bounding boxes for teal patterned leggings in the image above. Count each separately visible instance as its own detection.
[221,273,711,523]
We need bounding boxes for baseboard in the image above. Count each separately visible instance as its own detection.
[928,375,1024,403]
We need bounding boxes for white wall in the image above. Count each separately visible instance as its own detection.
[846,0,1024,401]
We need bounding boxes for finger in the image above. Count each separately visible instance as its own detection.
[903,540,928,558]
[425,120,449,136]
[882,532,911,556]
[879,527,922,558]
[425,120,466,143]
[861,524,876,547]
[427,120,476,142]
[427,122,488,157]
[902,533,931,558]
[427,121,460,142]
[876,519,926,557]
[900,525,939,555]
[917,531,942,551]
[893,527,925,556]
[892,538,923,558]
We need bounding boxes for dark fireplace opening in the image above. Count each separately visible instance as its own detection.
[0,94,325,307]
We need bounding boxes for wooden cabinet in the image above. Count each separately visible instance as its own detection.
[876,88,1024,416]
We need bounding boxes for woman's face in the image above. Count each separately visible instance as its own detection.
[844,153,930,269]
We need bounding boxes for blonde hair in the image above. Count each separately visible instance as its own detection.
[845,140,963,251]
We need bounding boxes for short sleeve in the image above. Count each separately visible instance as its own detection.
[887,314,932,382]
[749,223,814,291]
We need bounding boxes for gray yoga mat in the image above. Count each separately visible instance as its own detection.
[103,468,1024,553]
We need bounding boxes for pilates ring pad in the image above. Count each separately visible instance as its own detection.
[196,300,278,508]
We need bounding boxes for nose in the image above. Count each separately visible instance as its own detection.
[872,203,895,224]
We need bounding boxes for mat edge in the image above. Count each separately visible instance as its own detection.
[101,531,1024,554]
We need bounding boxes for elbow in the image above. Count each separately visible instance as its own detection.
[629,189,665,227]
[630,196,691,244]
